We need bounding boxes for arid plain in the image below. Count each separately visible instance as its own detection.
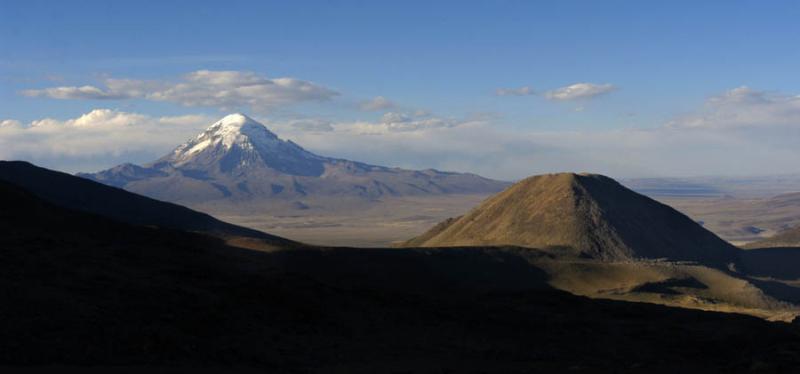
[205,179,800,248]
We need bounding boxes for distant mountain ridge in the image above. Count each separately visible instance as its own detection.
[404,173,739,265]
[80,114,509,206]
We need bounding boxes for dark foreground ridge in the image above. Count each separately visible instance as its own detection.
[0,160,294,246]
[3,167,800,372]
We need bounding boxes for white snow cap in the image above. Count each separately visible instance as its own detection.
[214,113,255,128]
[170,113,282,160]
[200,113,277,146]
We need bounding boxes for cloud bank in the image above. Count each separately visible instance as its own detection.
[494,83,616,102]
[21,70,339,110]
[3,86,800,178]
[667,86,800,130]
[265,86,800,178]
[289,118,334,132]
[0,109,212,172]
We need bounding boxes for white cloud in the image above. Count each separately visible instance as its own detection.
[0,109,213,172]
[667,86,800,129]
[289,118,334,132]
[21,85,132,100]
[495,86,534,96]
[359,96,395,111]
[5,86,800,179]
[340,111,479,134]
[273,87,800,179]
[545,83,616,101]
[277,118,799,180]
[21,70,339,110]
[0,120,22,128]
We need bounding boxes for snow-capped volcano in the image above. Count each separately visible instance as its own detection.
[171,113,280,161]
[80,113,509,206]
[163,113,325,176]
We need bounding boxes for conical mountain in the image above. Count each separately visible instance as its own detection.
[160,113,326,176]
[404,173,739,264]
[81,114,508,205]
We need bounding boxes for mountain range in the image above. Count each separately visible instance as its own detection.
[80,113,509,207]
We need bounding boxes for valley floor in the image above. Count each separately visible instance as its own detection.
[202,197,800,322]
[206,194,491,247]
[204,194,800,248]
[657,196,800,245]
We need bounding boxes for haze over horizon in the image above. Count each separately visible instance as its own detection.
[3,1,800,179]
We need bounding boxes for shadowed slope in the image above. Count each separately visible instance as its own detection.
[0,160,294,246]
[4,180,800,371]
[405,173,738,264]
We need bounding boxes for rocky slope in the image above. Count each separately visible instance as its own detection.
[404,173,739,265]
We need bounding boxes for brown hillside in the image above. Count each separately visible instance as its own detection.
[745,226,800,249]
[404,173,738,264]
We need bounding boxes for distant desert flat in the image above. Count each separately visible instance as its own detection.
[208,194,492,247]
[211,182,800,248]
[209,172,800,249]
[623,176,800,245]
[210,192,800,248]
[654,194,800,245]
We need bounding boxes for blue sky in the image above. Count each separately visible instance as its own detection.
[2,1,800,178]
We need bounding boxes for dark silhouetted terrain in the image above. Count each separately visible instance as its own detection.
[0,160,294,248]
[5,168,800,371]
